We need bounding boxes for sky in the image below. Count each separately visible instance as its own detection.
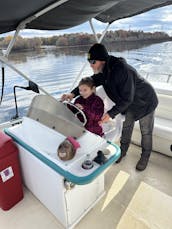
[1,5,172,38]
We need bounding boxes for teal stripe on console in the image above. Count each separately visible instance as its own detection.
[4,128,121,185]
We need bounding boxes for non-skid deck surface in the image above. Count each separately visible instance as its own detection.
[117,182,172,229]
[1,144,172,229]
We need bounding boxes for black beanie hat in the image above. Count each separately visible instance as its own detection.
[88,43,109,61]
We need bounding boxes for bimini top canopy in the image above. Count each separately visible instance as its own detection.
[0,0,172,34]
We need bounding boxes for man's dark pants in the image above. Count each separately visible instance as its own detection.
[120,111,155,158]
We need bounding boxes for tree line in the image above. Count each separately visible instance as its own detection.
[0,36,42,51]
[0,30,171,51]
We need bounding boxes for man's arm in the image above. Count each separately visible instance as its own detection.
[91,73,104,87]
[71,87,79,97]
[107,65,135,118]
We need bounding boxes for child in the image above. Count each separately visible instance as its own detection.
[72,77,104,137]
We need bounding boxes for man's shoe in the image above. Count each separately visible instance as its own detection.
[136,156,149,171]
[116,152,126,164]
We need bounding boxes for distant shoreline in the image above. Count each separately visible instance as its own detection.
[0,30,171,52]
[1,38,170,53]
[50,38,172,49]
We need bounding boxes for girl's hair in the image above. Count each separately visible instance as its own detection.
[78,77,94,88]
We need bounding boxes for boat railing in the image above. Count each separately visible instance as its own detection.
[140,71,172,83]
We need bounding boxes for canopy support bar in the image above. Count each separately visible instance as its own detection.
[5,0,70,57]
[0,56,50,96]
[70,21,111,90]
[1,0,70,100]
[89,19,98,43]
[98,23,111,43]
[5,28,21,57]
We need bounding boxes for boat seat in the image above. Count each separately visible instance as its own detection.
[96,86,125,142]
[132,93,172,157]
[154,117,172,139]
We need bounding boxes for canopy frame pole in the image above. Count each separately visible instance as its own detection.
[5,0,70,57]
[89,19,99,43]
[5,28,21,58]
[0,0,70,98]
[98,23,111,43]
[70,62,88,90]
[0,55,50,96]
[70,21,111,90]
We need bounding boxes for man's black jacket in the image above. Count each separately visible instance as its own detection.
[71,56,158,121]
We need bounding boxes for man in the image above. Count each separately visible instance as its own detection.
[61,43,158,171]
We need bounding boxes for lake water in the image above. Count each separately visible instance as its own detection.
[0,41,172,123]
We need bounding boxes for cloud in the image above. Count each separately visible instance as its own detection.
[162,14,172,22]
[109,5,172,34]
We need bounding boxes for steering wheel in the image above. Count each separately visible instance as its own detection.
[63,101,87,126]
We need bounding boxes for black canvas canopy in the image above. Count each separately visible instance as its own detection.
[0,0,172,34]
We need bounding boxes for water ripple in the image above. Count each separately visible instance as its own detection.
[0,42,172,123]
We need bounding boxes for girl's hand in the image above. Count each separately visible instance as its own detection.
[75,103,84,110]
[61,93,75,101]
[98,113,110,124]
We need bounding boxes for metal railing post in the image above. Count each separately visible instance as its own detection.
[0,55,50,96]
[70,21,111,90]
[167,74,171,83]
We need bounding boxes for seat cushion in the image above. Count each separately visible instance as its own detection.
[134,117,172,140]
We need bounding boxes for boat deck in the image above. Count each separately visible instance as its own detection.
[0,143,172,229]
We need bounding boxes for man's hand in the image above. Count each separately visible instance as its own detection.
[99,113,111,124]
[61,93,75,102]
